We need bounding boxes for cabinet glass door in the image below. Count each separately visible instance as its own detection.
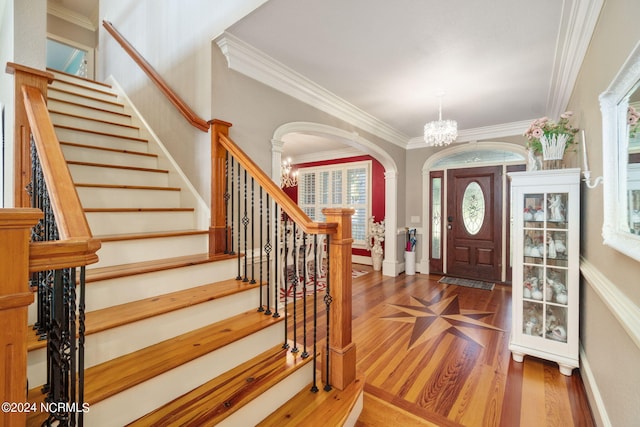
[521,192,569,343]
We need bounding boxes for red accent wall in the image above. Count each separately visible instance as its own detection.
[283,155,385,256]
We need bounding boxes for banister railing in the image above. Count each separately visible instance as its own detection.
[102,20,210,132]
[211,120,357,390]
[6,62,101,426]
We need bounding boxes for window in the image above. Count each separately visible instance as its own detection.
[298,161,371,246]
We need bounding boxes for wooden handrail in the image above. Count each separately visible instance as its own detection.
[102,20,210,132]
[21,85,101,267]
[217,127,337,236]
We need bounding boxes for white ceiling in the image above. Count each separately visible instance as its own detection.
[224,0,599,158]
[52,0,600,161]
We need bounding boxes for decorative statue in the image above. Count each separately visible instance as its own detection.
[548,194,564,222]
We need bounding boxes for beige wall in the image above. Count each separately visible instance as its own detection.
[0,0,46,207]
[566,0,640,425]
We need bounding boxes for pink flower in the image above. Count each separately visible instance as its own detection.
[629,115,639,125]
[532,128,544,138]
[560,111,573,119]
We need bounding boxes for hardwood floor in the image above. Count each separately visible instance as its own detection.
[310,265,595,426]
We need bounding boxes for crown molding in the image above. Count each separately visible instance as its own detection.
[215,32,409,148]
[47,3,96,32]
[546,0,604,118]
[406,119,531,149]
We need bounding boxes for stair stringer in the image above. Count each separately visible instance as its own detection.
[105,75,210,230]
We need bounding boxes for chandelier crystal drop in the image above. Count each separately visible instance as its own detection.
[424,95,457,146]
[280,157,298,188]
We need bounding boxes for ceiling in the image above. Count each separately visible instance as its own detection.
[51,0,600,161]
[223,0,599,159]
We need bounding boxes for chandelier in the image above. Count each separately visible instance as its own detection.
[424,94,457,146]
[280,157,298,188]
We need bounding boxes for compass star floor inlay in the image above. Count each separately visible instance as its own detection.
[382,290,503,349]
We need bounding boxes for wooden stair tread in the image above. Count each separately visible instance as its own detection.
[85,251,234,282]
[49,77,118,98]
[76,183,181,191]
[128,343,313,426]
[49,97,132,118]
[67,160,167,173]
[29,310,285,405]
[54,124,148,142]
[258,372,365,426]
[47,87,124,108]
[47,68,113,88]
[27,278,261,351]
[60,140,157,158]
[50,109,140,130]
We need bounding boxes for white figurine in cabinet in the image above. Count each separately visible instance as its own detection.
[548,194,565,222]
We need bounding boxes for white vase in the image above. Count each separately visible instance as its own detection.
[372,252,383,271]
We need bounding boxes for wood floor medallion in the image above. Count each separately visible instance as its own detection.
[342,267,595,427]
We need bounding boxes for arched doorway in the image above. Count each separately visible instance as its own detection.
[421,142,527,282]
[272,122,401,276]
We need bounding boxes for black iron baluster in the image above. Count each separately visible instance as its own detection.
[228,156,235,256]
[242,169,249,282]
[280,215,288,346]
[258,187,264,312]
[290,222,299,353]
[310,234,319,393]
[250,177,256,284]
[324,234,332,392]
[272,204,279,318]
[264,194,272,316]
[78,266,86,427]
[236,160,242,280]
[301,232,309,359]
[224,152,230,254]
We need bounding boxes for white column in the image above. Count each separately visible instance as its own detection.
[382,170,400,276]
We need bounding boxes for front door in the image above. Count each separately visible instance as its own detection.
[446,166,502,281]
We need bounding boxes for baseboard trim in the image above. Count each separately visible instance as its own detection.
[579,345,611,427]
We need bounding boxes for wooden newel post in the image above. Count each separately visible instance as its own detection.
[323,207,356,390]
[209,119,232,256]
[0,208,41,427]
[5,63,54,208]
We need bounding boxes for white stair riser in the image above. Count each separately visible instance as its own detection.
[76,186,181,209]
[49,99,133,125]
[27,288,262,386]
[49,80,119,103]
[61,144,158,169]
[55,127,148,152]
[51,74,114,92]
[219,363,314,427]
[84,325,283,426]
[87,210,195,236]
[48,90,125,113]
[85,260,238,311]
[93,233,207,267]
[69,164,168,187]
[50,112,141,138]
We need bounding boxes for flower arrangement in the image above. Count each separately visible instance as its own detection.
[366,217,385,255]
[524,111,579,155]
[628,106,640,138]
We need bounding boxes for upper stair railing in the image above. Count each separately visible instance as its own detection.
[5,63,101,426]
[102,20,358,392]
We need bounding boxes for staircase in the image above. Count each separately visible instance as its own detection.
[23,70,360,426]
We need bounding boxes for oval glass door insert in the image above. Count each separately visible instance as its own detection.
[462,182,485,235]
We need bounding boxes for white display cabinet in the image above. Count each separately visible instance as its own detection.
[508,168,580,376]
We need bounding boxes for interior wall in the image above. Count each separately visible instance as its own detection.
[47,14,96,48]
[98,0,270,205]
[0,0,46,208]
[565,1,640,425]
